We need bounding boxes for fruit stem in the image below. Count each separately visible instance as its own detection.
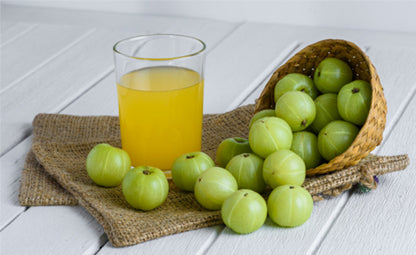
[243,153,250,158]
[143,168,152,175]
[301,119,307,127]
[352,87,360,93]
[290,186,294,189]
[186,155,195,159]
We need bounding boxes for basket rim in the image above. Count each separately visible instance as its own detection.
[254,39,387,176]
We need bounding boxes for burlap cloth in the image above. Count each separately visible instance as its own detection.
[19,104,409,247]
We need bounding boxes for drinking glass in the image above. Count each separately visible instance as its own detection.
[113,34,206,172]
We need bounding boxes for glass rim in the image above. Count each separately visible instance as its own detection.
[113,34,206,61]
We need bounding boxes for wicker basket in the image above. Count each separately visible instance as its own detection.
[255,39,387,176]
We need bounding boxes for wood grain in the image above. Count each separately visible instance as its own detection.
[1,4,416,255]
[0,24,93,92]
[0,7,237,255]
[315,47,416,254]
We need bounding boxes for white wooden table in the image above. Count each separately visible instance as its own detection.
[1,5,416,255]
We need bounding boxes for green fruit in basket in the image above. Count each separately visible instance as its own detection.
[337,80,372,126]
[248,117,292,158]
[221,189,267,234]
[122,166,169,211]
[216,137,252,168]
[275,91,316,131]
[263,149,306,188]
[274,73,319,103]
[267,185,313,227]
[314,58,353,93]
[194,167,238,210]
[171,151,215,192]
[291,131,322,170]
[311,93,342,133]
[86,143,131,187]
[225,153,266,193]
[318,120,359,161]
[249,109,276,129]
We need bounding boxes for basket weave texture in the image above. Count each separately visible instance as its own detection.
[255,39,387,176]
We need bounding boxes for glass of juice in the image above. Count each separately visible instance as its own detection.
[113,34,206,173]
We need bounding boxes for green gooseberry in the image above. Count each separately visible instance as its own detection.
[318,120,359,161]
[248,117,293,158]
[291,131,322,170]
[337,80,372,126]
[194,167,238,210]
[216,137,252,168]
[225,153,266,193]
[86,143,131,187]
[263,149,306,189]
[274,73,319,103]
[275,91,316,131]
[221,189,267,234]
[311,93,342,133]
[171,151,215,192]
[314,58,353,93]
[122,166,169,211]
[249,109,276,129]
[267,185,313,227]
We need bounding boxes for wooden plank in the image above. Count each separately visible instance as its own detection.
[0,29,116,156]
[0,9,236,156]
[203,22,301,114]
[53,23,300,254]
[0,4,233,51]
[1,24,94,92]
[316,95,416,254]
[205,44,416,254]
[95,28,416,255]
[0,206,106,255]
[205,198,346,255]
[0,22,300,255]
[97,226,223,255]
[204,41,339,254]
[1,21,17,32]
[2,6,416,255]
[0,23,37,46]
[3,5,416,49]
[0,15,237,255]
[0,137,31,230]
[314,47,416,254]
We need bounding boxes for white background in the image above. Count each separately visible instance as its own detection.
[3,0,416,33]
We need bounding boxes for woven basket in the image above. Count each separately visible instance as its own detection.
[255,39,387,176]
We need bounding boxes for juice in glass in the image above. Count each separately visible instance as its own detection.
[117,66,204,170]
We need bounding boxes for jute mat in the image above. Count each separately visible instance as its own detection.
[19,104,409,247]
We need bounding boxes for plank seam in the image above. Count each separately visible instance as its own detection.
[0,28,97,95]
[0,68,113,247]
[378,85,416,149]
[0,22,18,34]
[0,206,29,232]
[236,42,302,108]
[307,77,416,255]
[56,67,114,114]
[0,23,38,48]
[226,41,301,111]
[205,22,244,54]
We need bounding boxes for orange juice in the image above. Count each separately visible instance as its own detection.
[117,66,204,170]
